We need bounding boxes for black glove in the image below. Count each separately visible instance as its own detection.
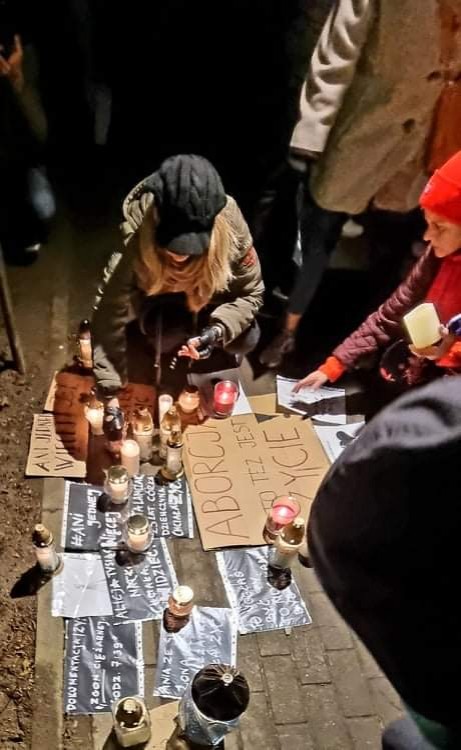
[189,324,224,360]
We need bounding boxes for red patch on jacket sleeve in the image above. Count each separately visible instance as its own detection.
[241,247,257,267]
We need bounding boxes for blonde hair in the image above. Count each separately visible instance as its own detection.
[134,207,238,312]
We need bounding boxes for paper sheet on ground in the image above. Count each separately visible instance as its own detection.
[276,375,346,425]
[101,540,177,623]
[216,547,311,634]
[154,606,238,699]
[63,616,144,714]
[188,368,252,416]
[52,553,113,618]
[314,421,365,463]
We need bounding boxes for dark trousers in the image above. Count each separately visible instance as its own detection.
[288,179,346,316]
[382,718,437,750]
[0,165,55,260]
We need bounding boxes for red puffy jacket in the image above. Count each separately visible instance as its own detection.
[320,247,461,381]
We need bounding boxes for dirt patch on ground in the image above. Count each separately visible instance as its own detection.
[0,361,49,748]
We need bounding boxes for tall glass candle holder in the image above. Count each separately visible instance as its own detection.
[84,391,104,436]
[263,495,301,544]
[213,380,239,417]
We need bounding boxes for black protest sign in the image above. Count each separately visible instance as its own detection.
[154,606,237,700]
[62,477,193,552]
[101,540,176,623]
[62,482,123,550]
[216,547,311,634]
[130,475,193,539]
[63,616,143,715]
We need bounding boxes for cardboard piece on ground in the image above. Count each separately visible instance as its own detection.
[44,371,155,422]
[44,371,95,415]
[184,396,330,550]
[184,414,286,550]
[93,702,180,750]
[26,413,88,477]
[248,392,278,415]
[258,413,330,522]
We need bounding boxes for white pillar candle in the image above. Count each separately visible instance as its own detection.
[84,404,104,436]
[158,394,173,427]
[403,303,441,349]
[120,439,140,477]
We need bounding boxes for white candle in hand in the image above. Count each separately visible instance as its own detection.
[120,440,140,477]
[403,303,441,349]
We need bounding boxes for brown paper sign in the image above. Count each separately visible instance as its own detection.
[44,371,95,415]
[44,372,155,422]
[184,414,287,550]
[184,400,330,550]
[26,413,88,477]
[258,415,330,521]
[117,383,155,421]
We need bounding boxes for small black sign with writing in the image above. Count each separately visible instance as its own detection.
[101,540,176,623]
[62,477,193,551]
[63,616,143,715]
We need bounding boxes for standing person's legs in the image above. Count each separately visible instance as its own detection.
[382,717,437,750]
[260,179,346,367]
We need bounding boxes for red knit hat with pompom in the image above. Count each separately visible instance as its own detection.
[420,150,461,224]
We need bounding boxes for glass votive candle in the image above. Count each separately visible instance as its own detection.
[120,439,140,477]
[84,392,104,436]
[125,514,152,553]
[105,465,131,505]
[178,385,200,414]
[213,380,239,417]
[263,495,301,544]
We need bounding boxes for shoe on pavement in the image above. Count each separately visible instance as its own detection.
[259,330,295,368]
[341,218,364,239]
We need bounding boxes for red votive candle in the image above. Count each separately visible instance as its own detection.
[213,380,239,417]
[263,495,301,543]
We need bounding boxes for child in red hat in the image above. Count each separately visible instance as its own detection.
[294,150,461,393]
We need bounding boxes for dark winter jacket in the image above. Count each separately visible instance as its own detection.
[308,377,461,745]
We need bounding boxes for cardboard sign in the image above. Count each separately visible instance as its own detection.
[154,607,238,699]
[26,413,88,478]
[183,407,330,550]
[183,415,286,550]
[216,547,311,634]
[44,371,95,415]
[101,540,177,623]
[258,414,330,521]
[63,616,144,714]
[118,383,155,421]
[61,477,193,551]
[44,371,155,422]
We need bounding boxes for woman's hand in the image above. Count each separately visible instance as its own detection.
[409,326,455,360]
[178,337,202,360]
[0,36,24,91]
[292,370,328,393]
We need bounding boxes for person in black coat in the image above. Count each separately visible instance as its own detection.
[308,376,461,749]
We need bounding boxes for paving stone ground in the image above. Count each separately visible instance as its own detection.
[33,481,403,750]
